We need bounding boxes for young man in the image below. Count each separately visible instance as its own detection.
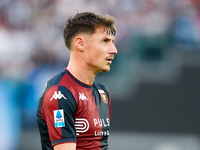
[37,12,118,150]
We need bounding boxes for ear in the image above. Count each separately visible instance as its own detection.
[75,36,85,51]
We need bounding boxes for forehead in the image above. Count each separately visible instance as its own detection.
[92,26,115,39]
[95,26,111,35]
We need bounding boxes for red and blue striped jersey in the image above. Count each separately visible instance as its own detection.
[37,68,111,150]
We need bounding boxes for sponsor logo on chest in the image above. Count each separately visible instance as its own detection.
[75,118,110,137]
[94,118,110,136]
[75,118,89,135]
[93,118,110,127]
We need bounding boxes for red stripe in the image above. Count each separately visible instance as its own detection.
[42,85,62,142]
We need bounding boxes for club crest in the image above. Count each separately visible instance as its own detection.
[98,90,108,104]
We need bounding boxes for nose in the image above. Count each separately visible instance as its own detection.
[109,43,118,55]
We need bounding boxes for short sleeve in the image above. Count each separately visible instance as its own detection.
[41,85,77,146]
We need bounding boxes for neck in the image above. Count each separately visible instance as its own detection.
[67,54,96,85]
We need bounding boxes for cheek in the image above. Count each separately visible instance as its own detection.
[86,42,106,63]
[85,50,99,64]
[90,52,100,63]
[94,50,105,63]
[89,48,104,62]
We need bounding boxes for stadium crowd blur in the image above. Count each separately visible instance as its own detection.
[0,0,200,149]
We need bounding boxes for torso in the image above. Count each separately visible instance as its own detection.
[37,69,111,150]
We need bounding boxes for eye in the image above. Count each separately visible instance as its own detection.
[103,38,112,43]
[103,39,109,43]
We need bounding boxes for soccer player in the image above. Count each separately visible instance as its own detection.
[37,12,118,150]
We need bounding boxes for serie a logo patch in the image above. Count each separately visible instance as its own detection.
[54,109,65,128]
[98,90,108,104]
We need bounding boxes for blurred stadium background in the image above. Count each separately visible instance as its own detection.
[0,0,200,149]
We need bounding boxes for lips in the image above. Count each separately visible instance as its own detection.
[106,56,114,61]
[106,57,114,64]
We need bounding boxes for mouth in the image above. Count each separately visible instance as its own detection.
[106,58,114,64]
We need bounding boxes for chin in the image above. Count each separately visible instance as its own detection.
[102,67,110,72]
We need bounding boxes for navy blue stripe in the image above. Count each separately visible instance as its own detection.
[47,70,66,88]
[52,138,76,145]
[92,81,110,149]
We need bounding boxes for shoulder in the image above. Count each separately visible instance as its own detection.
[40,69,76,105]
[46,70,66,88]
[39,70,67,99]
[42,85,77,113]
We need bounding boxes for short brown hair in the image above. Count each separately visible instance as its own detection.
[63,12,116,50]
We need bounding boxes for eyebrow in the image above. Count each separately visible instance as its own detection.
[103,36,115,42]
